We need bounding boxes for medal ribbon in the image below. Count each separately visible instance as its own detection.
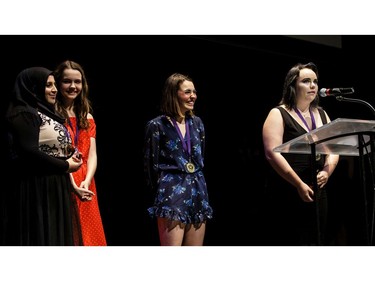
[294,107,316,132]
[171,117,191,160]
[67,118,80,146]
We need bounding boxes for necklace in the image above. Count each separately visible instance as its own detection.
[294,106,316,132]
[171,116,195,173]
[294,107,321,161]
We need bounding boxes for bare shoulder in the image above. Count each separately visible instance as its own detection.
[268,106,283,117]
[264,106,284,128]
[323,110,332,122]
[87,113,94,119]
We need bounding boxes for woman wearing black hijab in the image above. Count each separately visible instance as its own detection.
[3,67,86,245]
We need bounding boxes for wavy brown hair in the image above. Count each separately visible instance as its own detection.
[54,60,92,129]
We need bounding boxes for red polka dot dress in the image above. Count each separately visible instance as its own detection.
[68,117,107,246]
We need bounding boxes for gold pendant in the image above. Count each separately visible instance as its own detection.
[316,153,321,161]
[186,162,195,173]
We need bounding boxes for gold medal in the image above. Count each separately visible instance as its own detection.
[186,162,195,173]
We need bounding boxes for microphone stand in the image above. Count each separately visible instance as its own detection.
[336,96,375,117]
[336,95,375,245]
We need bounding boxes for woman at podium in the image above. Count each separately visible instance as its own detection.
[262,62,340,245]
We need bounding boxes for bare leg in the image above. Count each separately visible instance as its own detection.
[182,222,206,246]
[157,217,185,246]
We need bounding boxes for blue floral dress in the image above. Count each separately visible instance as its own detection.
[144,115,213,225]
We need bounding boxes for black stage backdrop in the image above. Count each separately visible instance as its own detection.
[1,35,375,245]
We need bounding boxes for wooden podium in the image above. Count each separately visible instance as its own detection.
[274,118,375,245]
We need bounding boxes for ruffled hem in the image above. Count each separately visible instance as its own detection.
[148,206,213,225]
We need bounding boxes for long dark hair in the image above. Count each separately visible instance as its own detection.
[279,62,320,110]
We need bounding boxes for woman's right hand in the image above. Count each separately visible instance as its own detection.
[72,183,95,201]
[297,182,314,202]
[66,156,83,173]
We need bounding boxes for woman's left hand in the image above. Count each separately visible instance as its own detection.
[317,170,329,188]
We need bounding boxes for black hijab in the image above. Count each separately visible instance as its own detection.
[6,67,65,124]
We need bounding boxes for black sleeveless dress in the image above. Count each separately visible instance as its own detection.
[263,106,328,246]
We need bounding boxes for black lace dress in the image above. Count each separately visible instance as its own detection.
[4,111,82,245]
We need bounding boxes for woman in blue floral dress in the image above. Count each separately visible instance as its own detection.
[144,73,213,246]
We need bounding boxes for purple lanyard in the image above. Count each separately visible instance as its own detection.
[172,117,191,158]
[294,107,316,131]
[67,118,79,146]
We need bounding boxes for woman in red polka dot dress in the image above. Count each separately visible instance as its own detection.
[55,60,107,246]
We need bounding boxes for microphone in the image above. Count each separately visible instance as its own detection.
[319,87,354,97]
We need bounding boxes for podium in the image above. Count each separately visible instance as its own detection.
[274,118,375,245]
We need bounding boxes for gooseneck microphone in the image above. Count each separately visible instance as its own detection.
[319,87,355,97]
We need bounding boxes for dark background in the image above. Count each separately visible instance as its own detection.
[2,35,375,245]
